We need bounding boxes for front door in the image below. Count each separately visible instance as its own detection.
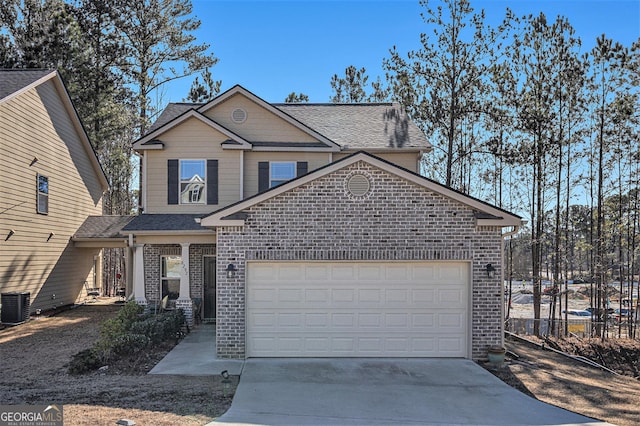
[203,256,216,321]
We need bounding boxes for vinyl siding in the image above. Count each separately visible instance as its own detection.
[0,80,104,311]
[143,117,241,213]
[202,94,319,143]
[244,152,331,198]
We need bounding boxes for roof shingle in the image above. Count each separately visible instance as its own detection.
[0,69,54,101]
[145,101,428,151]
[74,215,134,239]
[122,214,207,232]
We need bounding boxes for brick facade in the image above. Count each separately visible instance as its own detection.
[143,243,215,325]
[216,161,504,359]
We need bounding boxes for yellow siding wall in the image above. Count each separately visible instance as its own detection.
[203,94,318,143]
[143,117,241,213]
[0,80,104,312]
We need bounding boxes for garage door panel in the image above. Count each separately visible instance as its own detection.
[331,265,356,280]
[247,262,469,357]
[332,289,354,302]
[305,289,329,303]
[358,289,381,303]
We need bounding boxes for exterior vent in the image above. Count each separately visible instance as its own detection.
[231,108,247,123]
[347,174,370,197]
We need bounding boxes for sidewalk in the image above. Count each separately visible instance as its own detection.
[149,323,244,376]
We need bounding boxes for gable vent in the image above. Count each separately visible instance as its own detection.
[231,108,247,123]
[347,174,371,197]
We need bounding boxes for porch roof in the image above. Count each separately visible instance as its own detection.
[122,214,207,232]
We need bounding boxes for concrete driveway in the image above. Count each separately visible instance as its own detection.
[213,358,610,426]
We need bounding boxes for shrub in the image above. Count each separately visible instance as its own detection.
[68,303,186,374]
[68,348,102,375]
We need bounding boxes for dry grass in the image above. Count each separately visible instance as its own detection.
[4,302,639,425]
[0,303,235,426]
[486,336,640,426]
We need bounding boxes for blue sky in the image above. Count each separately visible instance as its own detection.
[164,0,640,103]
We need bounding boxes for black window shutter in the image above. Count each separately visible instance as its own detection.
[296,161,308,177]
[258,161,269,192]
[167,159,179,205]
[207,159,218,205]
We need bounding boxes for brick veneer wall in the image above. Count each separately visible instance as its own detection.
[216,161,504,359]
[143,243,215,306]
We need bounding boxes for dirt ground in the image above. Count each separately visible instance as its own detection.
[485,335,640,426]
[0,302,236,425]
[2,302,639,426]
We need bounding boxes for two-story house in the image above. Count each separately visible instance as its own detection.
[0,69,108,316]
[78,85,521,360]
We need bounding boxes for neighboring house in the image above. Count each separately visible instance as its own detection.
[75,85,522,360]
[0,69,109,313]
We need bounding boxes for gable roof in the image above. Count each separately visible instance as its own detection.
[197,85,341,150]
[0,69,53,102]
[133,108,252,150]
[142,85,430,152]
[201,151,522,228]
[0,69,109,192]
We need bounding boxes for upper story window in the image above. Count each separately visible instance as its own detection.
[37,174,49,214]
[258,161,307,193]
[180,160,205,204]
[270,162,296,187]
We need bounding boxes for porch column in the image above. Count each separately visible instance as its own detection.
[178,243,191,300]
[176,243,193,326]
[125,244,133,298]
[133,244,146,304]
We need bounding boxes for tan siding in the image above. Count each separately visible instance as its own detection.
[203,94,319,143]
[243,152,331,198]
[0,80,104,311]
[334,152,419,173]
[144,117,241,213]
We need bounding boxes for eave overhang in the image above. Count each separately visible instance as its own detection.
[201,151,523,228]
[133,109,252,151]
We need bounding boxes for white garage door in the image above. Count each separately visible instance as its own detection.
[246,262,469,357]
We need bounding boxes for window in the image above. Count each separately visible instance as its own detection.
[161,255,181,300]
[37,174,48,214]
[270,162,296,187]
[180,160,205,204]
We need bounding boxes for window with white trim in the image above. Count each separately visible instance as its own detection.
[180,160,205,204]
[37,174,49,214]
[161,255,181,301]
[270,162,296,187]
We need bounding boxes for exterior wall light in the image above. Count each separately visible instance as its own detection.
[486,263,496,279]
[226,263,237,278]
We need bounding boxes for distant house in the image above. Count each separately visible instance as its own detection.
[76,85,522,360]
[0,69,108,312]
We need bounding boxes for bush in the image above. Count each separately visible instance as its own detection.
[68,348,101,375]
[129,309,185,345]
[68,303,186,374]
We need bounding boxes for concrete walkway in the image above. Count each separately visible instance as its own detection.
[213,358,611,426]
[148,323,244,376]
